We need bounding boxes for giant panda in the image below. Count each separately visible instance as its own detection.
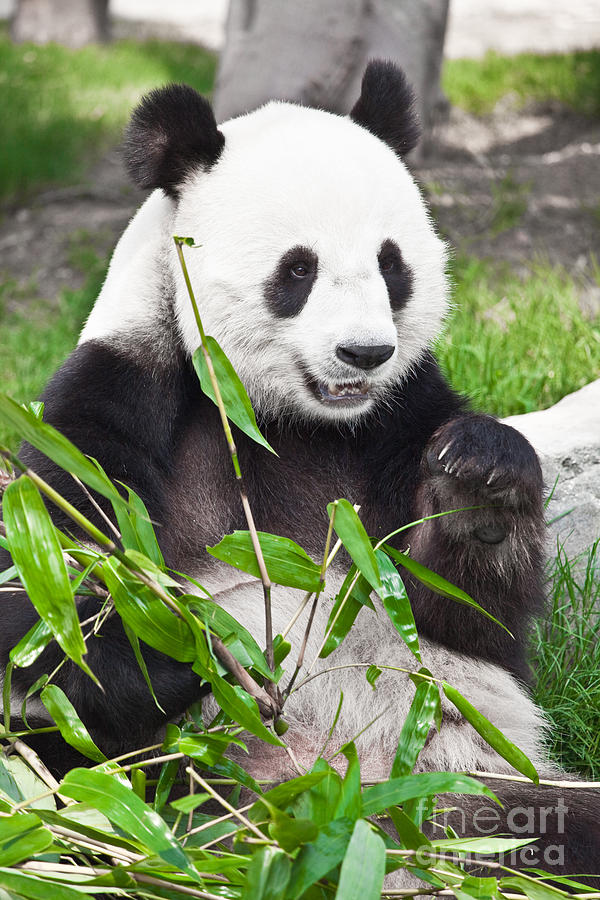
[1,60,599,875]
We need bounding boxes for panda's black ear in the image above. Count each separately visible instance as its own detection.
[350,60,421,157]
[123,84,225,198]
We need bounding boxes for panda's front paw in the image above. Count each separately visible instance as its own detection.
[422,415,543,546]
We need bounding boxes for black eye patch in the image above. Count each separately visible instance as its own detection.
[264,245,318,318]
[378,239,413,311]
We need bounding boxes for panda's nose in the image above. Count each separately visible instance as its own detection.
[336,343,395,370]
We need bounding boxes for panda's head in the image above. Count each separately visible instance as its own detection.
[124,61,449,424]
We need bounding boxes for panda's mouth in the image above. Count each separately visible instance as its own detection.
[307,376,370,404]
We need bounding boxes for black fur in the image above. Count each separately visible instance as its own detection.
[123,84,225,198]
[378,238,414,311]
[1,342,542,760]
[350,60,421,157]
[263,245,319,318]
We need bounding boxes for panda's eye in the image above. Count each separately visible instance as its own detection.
[290,262,309,279]
[379,256,396,273]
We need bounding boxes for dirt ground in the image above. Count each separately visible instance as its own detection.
[0,100,599,314]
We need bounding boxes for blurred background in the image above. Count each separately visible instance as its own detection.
[0,0,599,777]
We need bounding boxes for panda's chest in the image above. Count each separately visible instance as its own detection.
[161,412,376,572]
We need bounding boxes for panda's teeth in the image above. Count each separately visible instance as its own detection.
[326,382,368,399]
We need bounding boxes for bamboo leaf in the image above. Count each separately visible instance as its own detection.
[207,530,321,591]
[0,394,127,509]
[362,773,498,817]
[384,544,511,634]
[336,818,386,900]
[184,594,273,680]
[0,867,84,899]
[40,685,106,763]
[375,549,421,661]
[328,499,381,592]
[289,818,354,900]
[442,682,539,783]
[0,813,53,867]
[3,476,96,683]
[210,677,283,747]
[335,742,361,821]
[193,338,276,454]
[104,560,196,663]
[244,846,292,900]
[391,673,441,778]
[60,768,200,878]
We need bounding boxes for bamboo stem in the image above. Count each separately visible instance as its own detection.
[174,239,277,698]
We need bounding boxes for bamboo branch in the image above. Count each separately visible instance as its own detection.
[174,239,278,702]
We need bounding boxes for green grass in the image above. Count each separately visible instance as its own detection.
[437,256,600,417]
[0,242,108,450]
[443,49,600,117]
[533,540,600,778]
[0,29,216,201]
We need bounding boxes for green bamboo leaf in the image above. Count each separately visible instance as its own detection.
[211,676,283,747]
[320,566,373,658]
[336,818,386,900]
[193,337,276,454]
[0,758,56,810]
[178,732,245,766]
[328,499,381,592]
[244,846,292,900]
[0,813,53,867]
[366,665,382,690]
[3,476,96,683]
[499,875,568,900]
[60,768,200,878]
[104,560,196,663]
[442,682,539,783]
[0,563,17,585]
[208,757,263,796]
[207,530,321,591]
[375,549,421,661]
[289,818,354,899]
[386,805,431,851]
[391,674,441,778]
[184,594,273,680]
[320,591,363,658]
[383,544,511,634]
[270,813,318,852]
[362,773,498,817]
[122,622,165,713]
[0,867,84,899]
[251,772,329,821]
[40,685,106,763]
[293,759,342,827]
[170,792,210,813]
[113,485,164,567]
[335,742,361,821]
[154,758,180,812]
[0,394,127,509]
[432,835,535,853]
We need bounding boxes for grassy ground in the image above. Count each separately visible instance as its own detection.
[443,49,600,117]
[0,234,108,450]
[438,256,600,417]
[0,28,216,202]
[534,540,600,778]
[1,38,599,778]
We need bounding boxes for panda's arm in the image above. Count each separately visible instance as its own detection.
[20,338,195,532]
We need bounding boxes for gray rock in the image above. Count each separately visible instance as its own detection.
[213,0,450,145]
[503,379,600,559]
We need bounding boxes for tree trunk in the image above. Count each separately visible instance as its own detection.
[11,0,111,47]
[213,0,450,151]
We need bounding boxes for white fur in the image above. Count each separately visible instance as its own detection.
[82,101,448,423]
[198,560,549,780]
